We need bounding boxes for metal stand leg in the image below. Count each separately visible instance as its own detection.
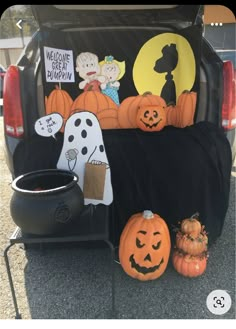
[4,243,22,319]
[104,240,117,318]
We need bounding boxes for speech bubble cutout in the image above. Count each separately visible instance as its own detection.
[35,113,63,138]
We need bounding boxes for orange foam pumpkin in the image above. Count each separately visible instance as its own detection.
[71,89,118,115]
[119,210,171,281]
[180,212,202,238]
[118,92,167,128]
[96,108,120,129]
[136,105,167,132]
[175,231,208,256]
[45,85,73,132]
[172,250,207,277]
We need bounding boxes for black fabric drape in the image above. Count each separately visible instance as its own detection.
[14,122,232,247]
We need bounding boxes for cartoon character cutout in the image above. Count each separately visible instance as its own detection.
[100,56,126,105]
[57,111,113,206]
[75,52,105,92]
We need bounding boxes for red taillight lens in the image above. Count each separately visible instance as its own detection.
[3,65,24,137]
[222,60,236,130]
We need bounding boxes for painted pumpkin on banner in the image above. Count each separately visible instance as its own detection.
[136,105,167,132]
[118,92,166,128]
[96,108,120,129]
[119,210,171,281]
[45,85,73,132]
[176,90,197,128]
[71,87,118,115]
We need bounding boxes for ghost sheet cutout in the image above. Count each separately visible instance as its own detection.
[57,111,113,206]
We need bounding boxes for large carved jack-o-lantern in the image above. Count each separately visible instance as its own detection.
[136,105,167,132]
[119,210,171,281]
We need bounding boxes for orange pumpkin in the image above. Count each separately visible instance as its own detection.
[71,89,118,115]
[175,231,208,256]
[177,90,197,128]
[45,85,73,132]
[180,212,202,238]
[136,105,167,132]
[118,92,167,128]
[96,108,120,129]
[172,250,207,277]
[165,103,179,126]
[119,210,171,281]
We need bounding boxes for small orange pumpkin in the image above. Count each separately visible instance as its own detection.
[45,85,73,132]
[172,250,207,277]
[180,212,202,238]
[71,88,118,115]
[175,231,208,256]
[136,105,167,132]
[96,108,120,129]
[118,92,167,128]
[119,210,171,281]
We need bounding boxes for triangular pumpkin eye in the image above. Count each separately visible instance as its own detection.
[136,237,145,248]
[152,241,161,250]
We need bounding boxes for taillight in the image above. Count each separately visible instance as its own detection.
[3,65,24,137]
[222,60,236,130]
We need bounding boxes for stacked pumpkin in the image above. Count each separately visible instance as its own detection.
[172,212,209,278]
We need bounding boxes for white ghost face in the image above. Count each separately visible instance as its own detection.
[57,111,113,205]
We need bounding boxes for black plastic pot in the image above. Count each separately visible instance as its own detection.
[10,169,84,235]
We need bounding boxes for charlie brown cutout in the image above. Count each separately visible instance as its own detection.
[57,111,113,206]
[99,55,126,105]
[75,52,105,92]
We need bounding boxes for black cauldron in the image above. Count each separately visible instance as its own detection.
[10,169,84,235]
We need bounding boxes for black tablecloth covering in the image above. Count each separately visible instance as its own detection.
[14,121,232,246]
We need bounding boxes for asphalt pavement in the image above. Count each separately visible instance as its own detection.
[0,117,235,320]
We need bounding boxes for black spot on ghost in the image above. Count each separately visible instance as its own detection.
[81,147,88,155]
[99,145,104,152]
[81,130,87,138]
[86,119,93,127]
[75,118,81,127]
[68,135,74,142]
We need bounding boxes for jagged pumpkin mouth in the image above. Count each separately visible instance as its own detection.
[140,118,162,128]
[129,254,164,274]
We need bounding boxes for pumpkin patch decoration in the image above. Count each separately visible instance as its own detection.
[119,210,171,281]
[136,105,167,132]
[45,84,73,132]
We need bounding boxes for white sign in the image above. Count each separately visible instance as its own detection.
[35,113,63,138]
[44,46,75,83]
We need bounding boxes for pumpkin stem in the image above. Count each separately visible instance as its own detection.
[87,85,94,91]
[143,210,154,219]
[190,212,200,220]
[142,91,152,97]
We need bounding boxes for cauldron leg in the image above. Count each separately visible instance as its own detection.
[4,243,22,319]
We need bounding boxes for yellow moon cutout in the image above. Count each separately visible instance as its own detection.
[133,33,196,99]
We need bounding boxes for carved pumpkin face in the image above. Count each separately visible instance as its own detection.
[136,105,167,132]
[119,210,171,281]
